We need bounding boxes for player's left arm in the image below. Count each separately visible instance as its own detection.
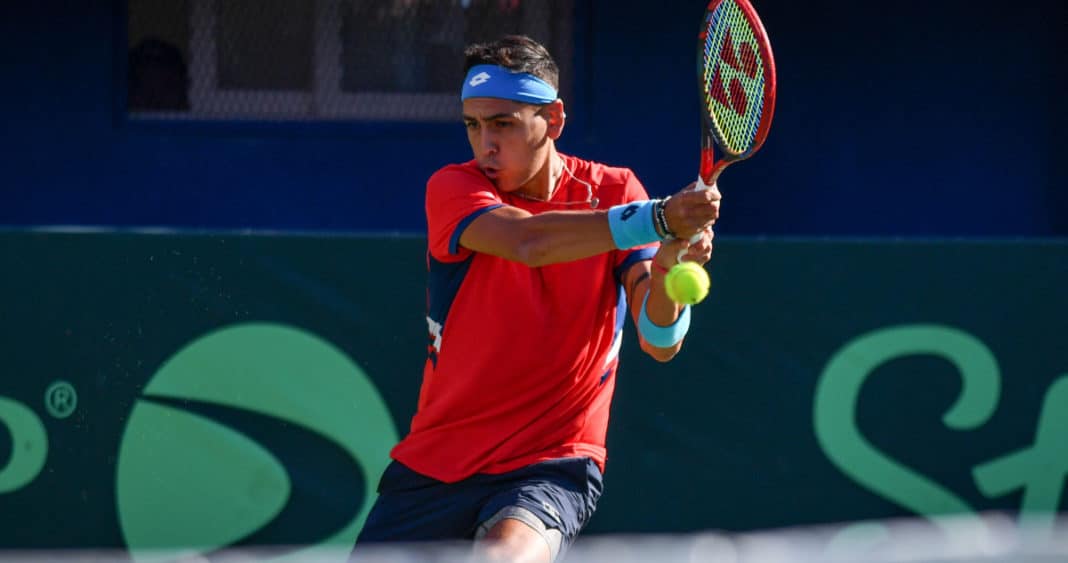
[623,230,715,362]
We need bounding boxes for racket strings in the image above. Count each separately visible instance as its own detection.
[702,0,767,155]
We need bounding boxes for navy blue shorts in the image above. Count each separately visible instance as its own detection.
[355,457,603,556]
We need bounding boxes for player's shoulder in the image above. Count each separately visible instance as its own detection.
[562,154,644,204]
[563,154,635,188]
[427,160,493,191]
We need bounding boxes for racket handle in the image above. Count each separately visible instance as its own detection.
[694,175,715,193]
[676,175,715,262]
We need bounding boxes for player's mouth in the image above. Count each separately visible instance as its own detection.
[480,165,500,180]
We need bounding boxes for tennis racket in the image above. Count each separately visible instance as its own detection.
[678,0,777,261]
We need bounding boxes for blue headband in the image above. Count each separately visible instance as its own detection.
[460,64,558,104]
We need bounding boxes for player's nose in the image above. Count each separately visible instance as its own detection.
[479,133,498,157]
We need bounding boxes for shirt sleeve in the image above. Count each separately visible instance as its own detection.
[613,169,659,283]
[426,166,504,262]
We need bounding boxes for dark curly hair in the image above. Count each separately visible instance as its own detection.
[463,35,559,90]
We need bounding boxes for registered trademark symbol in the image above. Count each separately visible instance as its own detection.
[44,381,78,419]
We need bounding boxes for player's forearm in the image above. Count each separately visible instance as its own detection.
[645,267,685,327]
[621,257,686,362]
[639,265,685,361]
[460,201,668,267]
[512,210,618,267]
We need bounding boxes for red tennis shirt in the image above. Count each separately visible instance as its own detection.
[390,154,657,483]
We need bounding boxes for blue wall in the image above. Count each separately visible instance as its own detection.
[2,1,1065,236]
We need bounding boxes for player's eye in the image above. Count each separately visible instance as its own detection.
[464,120,478,130]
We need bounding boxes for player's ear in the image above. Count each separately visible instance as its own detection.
[545,100,566,140]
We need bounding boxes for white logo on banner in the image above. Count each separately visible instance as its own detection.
[468,72,491,87]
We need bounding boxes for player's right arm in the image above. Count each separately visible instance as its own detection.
[459,190,718,267]
[429,166,718,266]
[459,206,615,267]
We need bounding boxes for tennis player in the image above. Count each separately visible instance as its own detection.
[355,35,720,562]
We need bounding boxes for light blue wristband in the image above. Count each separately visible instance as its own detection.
[638,291,691,347]
[607,200,660,249]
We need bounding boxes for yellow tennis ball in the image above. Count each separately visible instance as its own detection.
[665,262,710,305]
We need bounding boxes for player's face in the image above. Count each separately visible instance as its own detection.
[462,98,551,194]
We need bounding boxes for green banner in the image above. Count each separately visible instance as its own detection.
[0,232,1065,555]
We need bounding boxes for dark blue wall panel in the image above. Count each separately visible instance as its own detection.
[1,1,1065,236]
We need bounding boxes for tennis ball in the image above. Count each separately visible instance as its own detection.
[665,262,710,305]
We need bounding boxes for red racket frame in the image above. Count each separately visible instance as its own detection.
[698,0,777,186]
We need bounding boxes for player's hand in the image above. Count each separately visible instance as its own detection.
[663,182,721,240]
[656,227,714,269]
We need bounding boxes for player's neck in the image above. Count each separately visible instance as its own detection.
[516,149,563,202]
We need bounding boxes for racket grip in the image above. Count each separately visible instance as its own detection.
[695,175,715,193]
[676,176,715,262]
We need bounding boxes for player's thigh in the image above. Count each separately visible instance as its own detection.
[356,461,480,543]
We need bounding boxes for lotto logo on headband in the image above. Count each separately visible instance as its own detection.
[460,64,558,104]
[468,72,491,87]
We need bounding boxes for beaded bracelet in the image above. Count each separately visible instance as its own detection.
[654,197,676,240]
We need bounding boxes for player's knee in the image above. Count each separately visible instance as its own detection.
[478,537,548,563]
[476,514,557,563]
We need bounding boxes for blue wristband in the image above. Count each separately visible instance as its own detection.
[638,291,691,347]
[607,200,660,249]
